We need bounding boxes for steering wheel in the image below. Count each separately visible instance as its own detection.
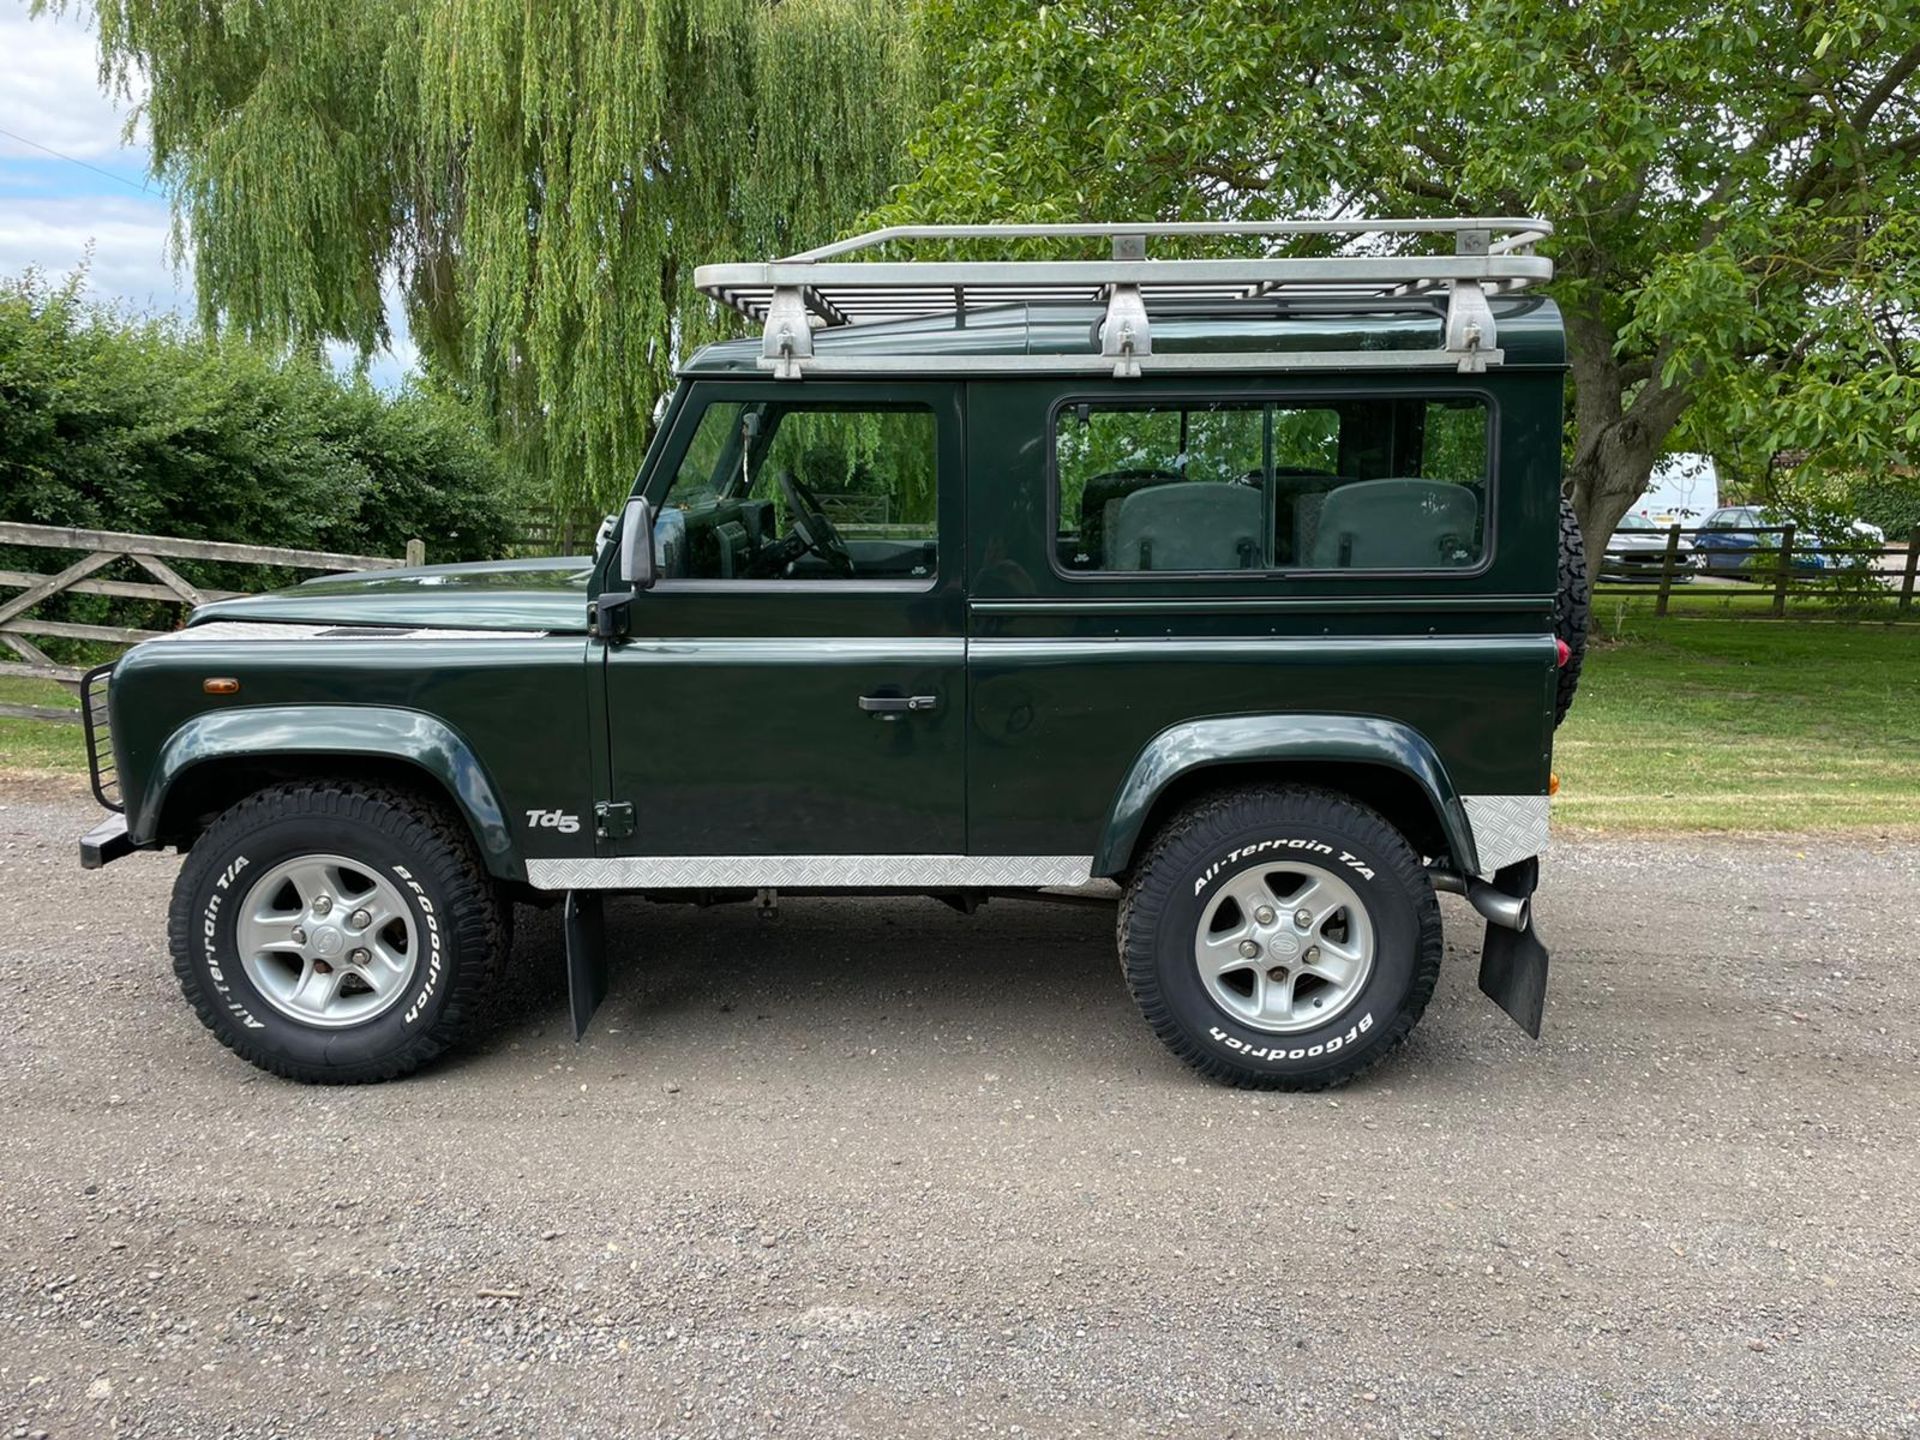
[776,470,856,578]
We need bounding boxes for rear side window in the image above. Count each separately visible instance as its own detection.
[1054,396,1490,573]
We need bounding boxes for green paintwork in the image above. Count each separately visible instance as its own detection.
[1093,713,1479,878]
[191,557,596,633]
[109,631,594,881]
[92,298,1566,883]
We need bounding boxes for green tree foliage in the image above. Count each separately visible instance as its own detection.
[65,0,923,510]
[881,0,1920,566]
[0,267,518,572]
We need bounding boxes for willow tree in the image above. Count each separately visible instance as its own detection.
[67,0,923,507]
[883,0,1920,566]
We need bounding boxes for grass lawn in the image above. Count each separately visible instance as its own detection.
[0,674,87,776]
[4,619,1916,834]
[1555,615,1920,834]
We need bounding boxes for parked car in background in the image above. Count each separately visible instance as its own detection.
[1602,513,1693,581]
[1693,506,1830,576]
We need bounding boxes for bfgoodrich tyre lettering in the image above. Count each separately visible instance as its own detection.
[1120,785,1442,1090]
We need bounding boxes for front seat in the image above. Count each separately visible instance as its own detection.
[1307,479,1480,569]
[1106,482,1264,571]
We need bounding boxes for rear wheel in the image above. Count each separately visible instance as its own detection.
[1119,786,1442,1090]
[167,782,505,1084]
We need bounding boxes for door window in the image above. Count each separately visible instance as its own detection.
[654,402,936,582]
[1054,396,1490,572]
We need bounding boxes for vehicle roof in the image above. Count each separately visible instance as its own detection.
[680,296,1566,378]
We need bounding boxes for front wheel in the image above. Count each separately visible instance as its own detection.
[167,782,506,1083]
[1119,786,1442,1090]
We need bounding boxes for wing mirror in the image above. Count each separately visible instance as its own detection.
[592,498,655,640]
[618,497,656,591]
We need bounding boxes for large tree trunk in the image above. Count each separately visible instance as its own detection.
[1560,300,1692,576]
[1565,419,1665,574]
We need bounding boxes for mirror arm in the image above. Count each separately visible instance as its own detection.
[590,587,634,641]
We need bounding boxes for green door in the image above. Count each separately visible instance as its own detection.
[599,381,968,878]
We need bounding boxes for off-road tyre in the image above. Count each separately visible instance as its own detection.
[1119,786,1442,1091]
[1554,493,1589,726]
[167,782,506,1084]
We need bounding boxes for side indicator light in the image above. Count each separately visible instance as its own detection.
[1555,638,1571,668]
[1548,772,1560,796]
[203,677,240,695]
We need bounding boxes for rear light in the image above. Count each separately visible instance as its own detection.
[1555,638,1571,668]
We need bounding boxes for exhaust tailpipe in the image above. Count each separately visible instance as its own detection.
[1427,867,1531,931]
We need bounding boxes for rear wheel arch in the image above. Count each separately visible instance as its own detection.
[1111,759,1455,878]
[1095,717,1478,881]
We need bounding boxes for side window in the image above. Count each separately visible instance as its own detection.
[1054,396,1490,573]
[655,402,936,582]
[1054,402,1271,570]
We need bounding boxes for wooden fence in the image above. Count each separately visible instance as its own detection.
[1594,523,1920,618]
[509,511,605,557]
[0,521,423,723]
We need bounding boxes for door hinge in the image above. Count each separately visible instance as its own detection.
[594,801,635,840]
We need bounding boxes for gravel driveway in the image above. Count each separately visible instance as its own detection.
[2,780,1916,1438]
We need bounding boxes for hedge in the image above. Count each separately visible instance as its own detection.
[0,270,518,565]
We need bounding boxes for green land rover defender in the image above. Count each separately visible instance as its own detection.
[77,218,1587,1090]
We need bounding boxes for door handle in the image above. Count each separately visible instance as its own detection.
[859,693,939,717]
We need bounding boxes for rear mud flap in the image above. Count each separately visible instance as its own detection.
[1476,858,1549,1038]
[564,891,610,1041]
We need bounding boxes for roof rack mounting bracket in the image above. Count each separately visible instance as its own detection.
[1446,279,1497,374]
[1101,283,1151,379]
[761,286,813,380]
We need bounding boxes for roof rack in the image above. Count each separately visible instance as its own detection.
[694,217,1554,380]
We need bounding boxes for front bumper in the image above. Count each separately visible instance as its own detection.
[80,813,135,870]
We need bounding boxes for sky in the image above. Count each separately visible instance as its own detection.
[0,2,415,387]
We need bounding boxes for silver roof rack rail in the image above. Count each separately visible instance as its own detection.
[693,217,1554,380]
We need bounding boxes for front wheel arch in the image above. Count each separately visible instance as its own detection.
[132,706,521,881]
[154,752,517,882]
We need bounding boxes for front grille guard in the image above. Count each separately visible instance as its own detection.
[80,662,122,812]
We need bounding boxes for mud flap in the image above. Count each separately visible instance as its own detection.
[1476,858,1549,1038]
[564,891,610,1041]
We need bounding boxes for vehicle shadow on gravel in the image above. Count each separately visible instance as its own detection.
[477,892,1149,1065]
[465,891,1481,1090]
